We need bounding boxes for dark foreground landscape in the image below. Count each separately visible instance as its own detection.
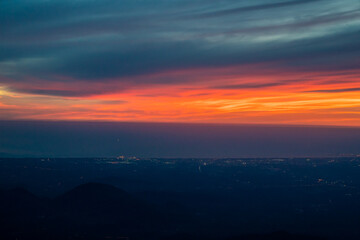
[1,157,360,240]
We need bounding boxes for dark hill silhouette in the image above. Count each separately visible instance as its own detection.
[58,182,135,205]
[0,187,45,222]
[0,183,327,240]
[0,187,40,208]
[53,182,159,226]
[0,188,49,240]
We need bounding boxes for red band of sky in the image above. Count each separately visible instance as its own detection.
[1,0,359,126]
[1,66,360,126]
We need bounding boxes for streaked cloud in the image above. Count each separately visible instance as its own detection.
[0,0,359,125]
[306,87,360,93]
[194,0,323,18]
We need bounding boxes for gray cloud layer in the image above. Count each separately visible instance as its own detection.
[195,0,322,18]
[0,0,359,96]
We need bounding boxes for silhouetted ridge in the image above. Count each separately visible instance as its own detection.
[0,184,330,240]
[54,182,157,226]
[0,187,43,217]
[58,182,133,205]
[0,187,38,202]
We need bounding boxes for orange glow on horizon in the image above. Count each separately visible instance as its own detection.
[1,67,360,127]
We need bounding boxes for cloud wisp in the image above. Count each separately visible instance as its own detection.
[0,0,359,126]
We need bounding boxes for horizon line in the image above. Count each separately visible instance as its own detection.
[1,119,360,129]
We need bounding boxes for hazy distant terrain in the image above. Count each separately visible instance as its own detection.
[1,121,360,158]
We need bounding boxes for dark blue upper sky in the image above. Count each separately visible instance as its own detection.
[1,0,359,96]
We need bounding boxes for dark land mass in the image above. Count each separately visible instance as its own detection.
[0,183,326,240]
[1,157,360,239]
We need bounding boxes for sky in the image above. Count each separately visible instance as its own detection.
[0,0,360,126]
[1,121,360,157]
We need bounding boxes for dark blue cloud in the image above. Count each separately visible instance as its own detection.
[212,82,285,89]
[6,88,104,97]
[194,0,322,18]
[0,0,359,96]
[306,87,360,93]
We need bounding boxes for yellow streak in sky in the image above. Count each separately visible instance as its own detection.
[1,69,360,126]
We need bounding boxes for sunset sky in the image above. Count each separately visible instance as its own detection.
[1,0,360,126]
